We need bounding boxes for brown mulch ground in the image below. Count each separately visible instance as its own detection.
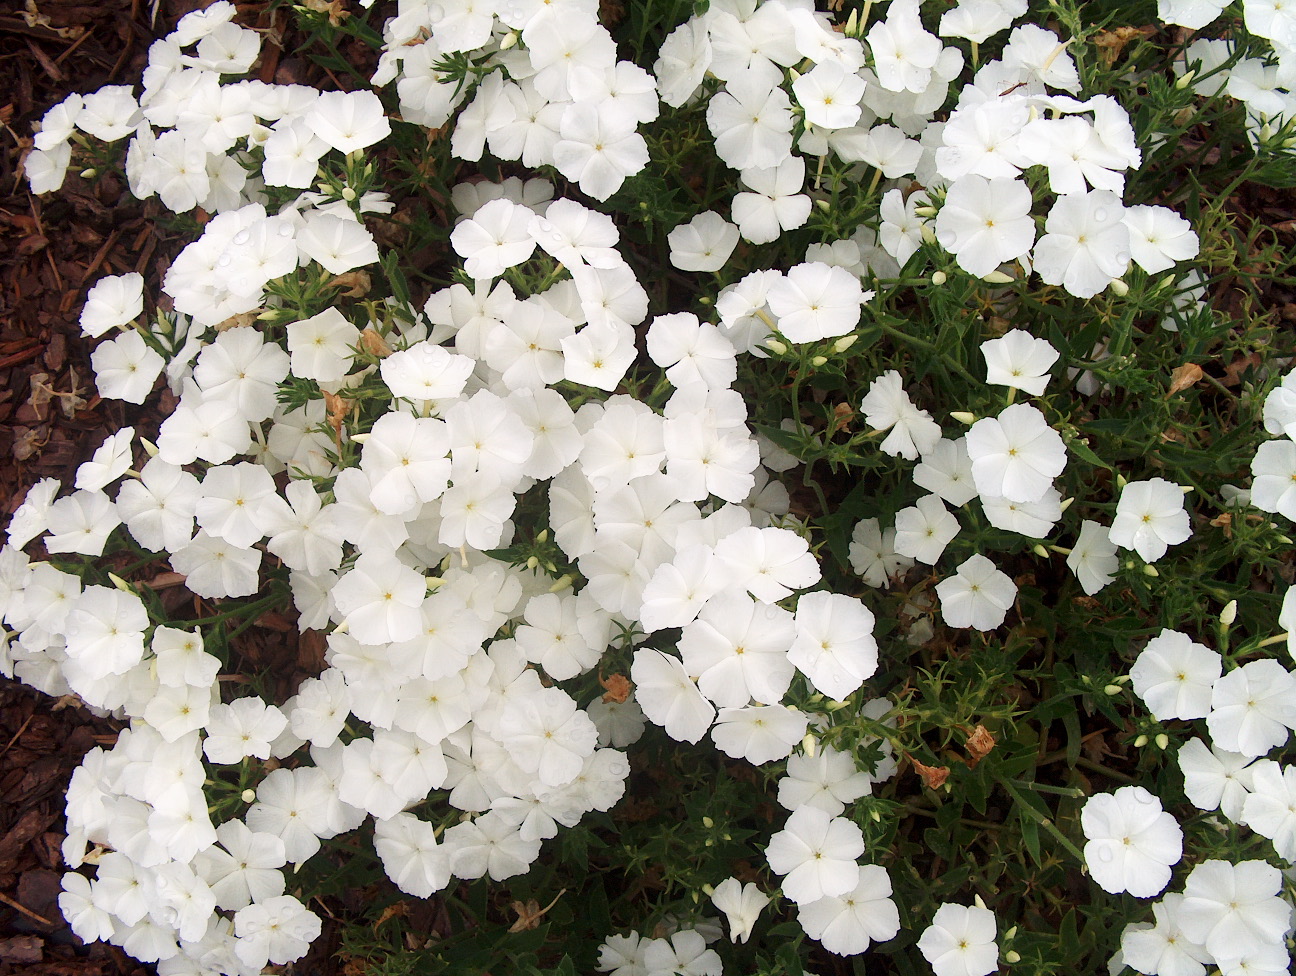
[0,0,338,970]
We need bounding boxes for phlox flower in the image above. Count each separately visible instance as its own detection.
[981,329,1059,396]
[203,698,288,765]
[450,198,537,280]
[654,17,711,108]
[1130,629,1221,722]
[797,865,901,957]
[731,156,812,246]
[1207,658,1296,758]
[662,413,759,504]
[713,525,821,603]
[496,684,598,788]
[195,462,277,549]
[879,187,931,267]
[331,551,427,645]
[940,0,1027,43]
[1240,759,1296,860]
[296,212,380,275]
[638,545,725,633]
[80,273,144,337]
[1119,894,1211,976]
[867,0,947,93]
[630,649,715,744]
[792,61,866,129]
[43,490,121,556]
[893,495,960,565]
[169,530,261,599]
[1177,736,1255,822]
[233,895,320,971]
[913,437,978,507]
[668,211,740,273]
[1178,859,1293,959]
[778,745,876,817]
[1109,478,1191,563]
[562,322,638,392]
[1081,786,1182,897]
[193,326,289,424]
[1017,115,1130,196]
[63,585,147,680]
[678,591,796,707]
[860,370,942,460]
[767,262,866,344]
[788,591,879,700]
[706,78,794,171]
[1159,0,1230,28]
[647,312,738,389]
[372,812,450,898]
[980,488,1062,538]
[710,878,769,944]
[304,90,389,153]
[765,806,864,905]
[359,411,451,516]
[641,930,722,976]
[552,103,649,201]
[1124,205,1200,274]
[711,703,808,765]
[90,330,165,404]
[1250,439,1296,520]
[965,403,1067,504]
[1066,519,1119,595]
[286,308,360,383]
[529,198,622,270]
[848,518,914,588]
[522,8,616,101]
[1032,190,1130,299]
[936,554,1016,630]
[916,903,998,976]
[934,175,1035,278]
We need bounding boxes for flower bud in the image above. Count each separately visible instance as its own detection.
[140,437,159,458]
[802,733,817,757]
[1104,684,1122,696]
[1175,70,1195,89]
[914,205,937,218]
[871,808,881,822]
[1133,733,1148,748]
[1155,733,1169,750]
[349,432,370,444]
[342,186,357,202]
[811,355,828,367]
[1142,564,1160,577]
[764,339,788,356]
[1005,927,1017,941]
[815,198,830,212]
[1058,496,1074,512]
[930,270,947,286]
[241,789,257,803]
[80,168,97,179]
[974,893,987,910]
[982,270,1014,284]
[1220,600,1237,626]
[549,574,574,593]
[702,816,714,829]
[526,555,539,570]
[832,334,858,353]
[1108,278,1129,297]
[1006,951,1021,964]
[500,29,519,49]
[1032,544,1049,558]
[108,573,133,592]
[949,411,976,425]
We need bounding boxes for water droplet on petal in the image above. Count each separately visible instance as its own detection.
[1096,847,1114,863]
[550,232,564,243]
[1093,208,1107,221]
[232,230,251,245]
[279,224,294,237]
[217,255,232,268]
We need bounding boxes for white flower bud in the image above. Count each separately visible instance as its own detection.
[930,270,947,286]
[949,411,976,425]
[832,334,859,353]
[1220,600,1237,626]
[1108,278,1129,297]
[1155,733,1169,750]
[1133,733,1149,748]
[982,270,1015,284]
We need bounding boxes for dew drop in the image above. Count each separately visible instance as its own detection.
[217,255,232,268]
[1093,208,1107,221]
[232,230,251,245]
[550,232,564,243]
[1096,847,1114,863]
[279,224,294,237]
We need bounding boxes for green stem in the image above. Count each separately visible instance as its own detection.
[995,774,1087,865]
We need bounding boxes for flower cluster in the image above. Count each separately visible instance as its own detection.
[9,0,1296,973]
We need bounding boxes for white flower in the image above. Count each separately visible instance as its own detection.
[764,806,864,905]
[668,211,740,273]
[1108,478,1191,563]
[980,329,1059,396]
[1081,786,1182,898]
[965,403,1067,504]
[710,878,769,944]
[936,554,1016,630]
[916,903,998,976]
